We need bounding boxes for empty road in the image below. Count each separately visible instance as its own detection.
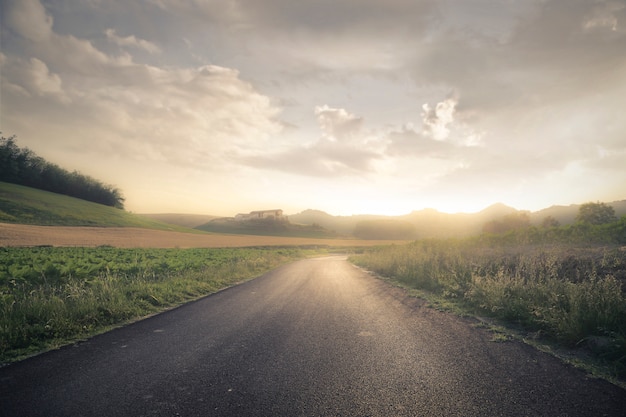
[1,256,625,416]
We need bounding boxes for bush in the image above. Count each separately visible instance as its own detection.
[350,240,626,377]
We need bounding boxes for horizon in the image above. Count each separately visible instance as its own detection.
[139,198,626,219]
[2,0,625,217]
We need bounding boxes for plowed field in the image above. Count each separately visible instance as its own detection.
[0,223,403,248]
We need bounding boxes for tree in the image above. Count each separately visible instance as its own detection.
[541,215,560,228]
[576,202,616,225]
[0,134,20,181]
[0,134,125,209]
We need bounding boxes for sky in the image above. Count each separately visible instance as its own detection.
[1,0,625,217]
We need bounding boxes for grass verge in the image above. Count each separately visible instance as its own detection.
[0,246,306,364]
[349,241,626,386]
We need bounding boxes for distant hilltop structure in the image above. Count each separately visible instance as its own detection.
[235,209,285,222]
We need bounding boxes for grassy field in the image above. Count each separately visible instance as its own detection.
[0,246,306,364]
[196,217,340,238]
[0,181,195,231]
[350,240,626,380]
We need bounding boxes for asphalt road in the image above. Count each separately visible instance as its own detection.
[1,256,625,416]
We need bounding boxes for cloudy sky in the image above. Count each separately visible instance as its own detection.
[1,0,625,216]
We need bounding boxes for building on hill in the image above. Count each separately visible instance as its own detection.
[235,209,284,222]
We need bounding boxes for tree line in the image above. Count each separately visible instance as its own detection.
[0,135,125,209]
[479,202,625,245]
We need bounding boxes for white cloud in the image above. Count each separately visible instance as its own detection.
[26,58,65,96]
[105,29,161,54]
[244,105,385,177]
[583,1,624,32]
[314,105,363,142]
[1,0,282,172]
[422,98,456,141]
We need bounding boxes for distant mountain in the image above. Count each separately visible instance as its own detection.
[476,203,519,219]
[531,201,626,226]
[195,215,338,238]
[287,200,626,239]
[288,210,387,236]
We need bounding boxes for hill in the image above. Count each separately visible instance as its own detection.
[195,216,339,238]
[1,135,124,208]
[288,210,389,236]
[0,182,194,231]
[531,200,626,226]
[138,213,219,228]
[287,201,626,239]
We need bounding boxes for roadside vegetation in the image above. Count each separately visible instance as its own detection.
[0,246,304,364]
[350,205,626,380]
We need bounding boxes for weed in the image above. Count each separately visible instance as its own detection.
[350,241,626,378]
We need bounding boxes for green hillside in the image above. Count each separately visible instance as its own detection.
[196,217,339,238]
[0,182,195,231]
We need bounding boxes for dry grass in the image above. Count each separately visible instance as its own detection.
[0,222,406,248]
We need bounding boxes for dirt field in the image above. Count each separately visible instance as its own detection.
[0,223,405,248]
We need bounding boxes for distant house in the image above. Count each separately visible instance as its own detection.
[235,209,284,221]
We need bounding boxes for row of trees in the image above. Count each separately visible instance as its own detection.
[0,135,125,209]
[482,202,618,235]
[479,202,624,245]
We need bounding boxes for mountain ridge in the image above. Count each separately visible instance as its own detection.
[286,200,626,239]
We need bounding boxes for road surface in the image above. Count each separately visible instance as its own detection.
[1,256,625,416]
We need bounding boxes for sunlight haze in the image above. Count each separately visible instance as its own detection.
[1,0,625,217]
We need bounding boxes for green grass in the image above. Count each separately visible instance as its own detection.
[0,181,196,231]
[196,217,339,238]
[350,240,626,381]
[0,246,305,364]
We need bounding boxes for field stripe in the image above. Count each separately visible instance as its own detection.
[0,223,406,248]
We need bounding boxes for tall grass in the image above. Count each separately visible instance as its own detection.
[351,241,626,377]
[0,247,303,363]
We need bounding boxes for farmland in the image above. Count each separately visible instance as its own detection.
[0,222,405,248]
[0,246,307,364]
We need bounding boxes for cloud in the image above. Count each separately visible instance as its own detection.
[386,126,452,158]
[1,0,283,172]
[2,0,625,213]
[105,29,161,54]
[385,96,483,158]
[151,0,436,34]
[245,105,384,177]
[4,0,53,42]
[314,105,363,142]
[148,0,438,76]
[583,1,624,32]
[422,98,456,141]
[243,145,381,178]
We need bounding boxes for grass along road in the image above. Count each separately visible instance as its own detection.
[1,256,624,416]
[0,246,305,364]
